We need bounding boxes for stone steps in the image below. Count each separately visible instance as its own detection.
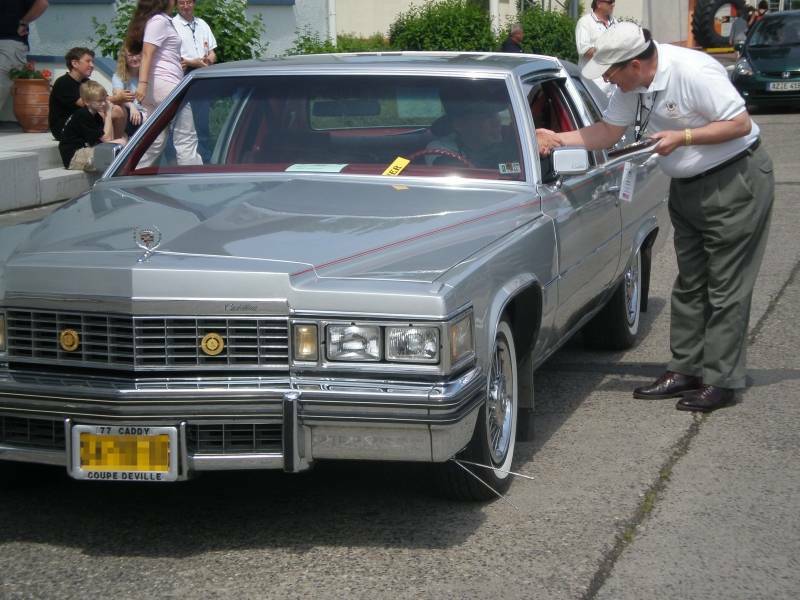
[0,129,94,213]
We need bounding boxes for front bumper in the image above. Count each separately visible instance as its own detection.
[0,365,484,479]
[732,76,800,107]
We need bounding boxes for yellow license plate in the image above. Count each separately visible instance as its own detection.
[70,425,178,482]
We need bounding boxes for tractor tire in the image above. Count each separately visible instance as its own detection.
[692,0,747,48]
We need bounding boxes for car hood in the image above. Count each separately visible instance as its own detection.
[4,177,537,288]
[747,45,800,72]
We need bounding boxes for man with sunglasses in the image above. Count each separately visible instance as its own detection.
[538,23,773,414]
[575,0,617,94]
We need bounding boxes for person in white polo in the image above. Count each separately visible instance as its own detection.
[538,23,774,413]
[173,0,216,72]
[173,0,216,160]
[575,0,617,95]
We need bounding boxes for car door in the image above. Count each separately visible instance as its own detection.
[567,75,669,284]
[525,76,622,337]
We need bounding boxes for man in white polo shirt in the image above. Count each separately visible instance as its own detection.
[538,23,773,413]
[173,0,216,160]
[575,0,617,95]
[173,0,216,72]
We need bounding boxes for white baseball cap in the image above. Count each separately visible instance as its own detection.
[581,22,651,80]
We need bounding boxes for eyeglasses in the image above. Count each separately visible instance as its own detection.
[598,0,616,4]
[602,63,625,83]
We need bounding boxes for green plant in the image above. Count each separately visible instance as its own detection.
[389,0,495,51]
[91,0,265,62]
[286,27,390,55]
[514,6,578,62]
[91,0,136,59]
[195,0,266,63]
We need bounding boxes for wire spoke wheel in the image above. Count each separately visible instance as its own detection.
[624,250,641,327]
[435,319,518,501]
[487,336,514,465]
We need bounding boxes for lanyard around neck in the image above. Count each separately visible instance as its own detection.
[635,91,658,142]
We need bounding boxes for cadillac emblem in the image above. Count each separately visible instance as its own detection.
[59,329,80,352]
[134,226,162,262]
[200,332,225,356]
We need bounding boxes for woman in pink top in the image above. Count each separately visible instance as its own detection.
[126,0,201,166]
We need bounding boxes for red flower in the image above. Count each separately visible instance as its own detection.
[41,69,52,79]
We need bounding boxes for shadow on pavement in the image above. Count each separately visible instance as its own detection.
[0,460,486,557]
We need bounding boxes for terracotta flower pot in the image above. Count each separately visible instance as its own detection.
[12,79,51,133]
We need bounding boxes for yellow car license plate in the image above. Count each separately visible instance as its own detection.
[70,425,179,482]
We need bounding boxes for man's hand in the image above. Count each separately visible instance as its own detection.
[650,130,685,156]
[180,57,206,71]
[17,23,29,37]
[536,128,562,156]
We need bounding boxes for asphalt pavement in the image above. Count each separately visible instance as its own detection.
[0,109,798,599]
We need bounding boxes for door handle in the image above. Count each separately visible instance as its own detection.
[591,184,620,202]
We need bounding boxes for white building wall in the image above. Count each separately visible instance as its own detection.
[605,0,690,43]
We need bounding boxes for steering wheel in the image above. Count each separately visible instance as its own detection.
[405,147,475,168]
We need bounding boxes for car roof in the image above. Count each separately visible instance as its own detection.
[194,51,562,78]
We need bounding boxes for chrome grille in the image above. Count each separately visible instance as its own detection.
[763,71,800,79]
[6,310,289,371]
[7,310,134,368]
[0,416,65,450]
[134,318,289,368]
[187,423,282,454]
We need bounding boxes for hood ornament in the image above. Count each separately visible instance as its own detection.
[134,226,162,262]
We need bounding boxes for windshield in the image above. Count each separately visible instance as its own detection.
[749,15,800,46]
[115,74,526,182]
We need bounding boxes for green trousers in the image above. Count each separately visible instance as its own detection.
[666,144,774,389]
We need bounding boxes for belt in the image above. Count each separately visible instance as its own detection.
[677,138,761,184]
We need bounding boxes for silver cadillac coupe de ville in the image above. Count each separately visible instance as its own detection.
[0,53,669,499]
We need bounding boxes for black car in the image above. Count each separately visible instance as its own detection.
[731,10,800,110]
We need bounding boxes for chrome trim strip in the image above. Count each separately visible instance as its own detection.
[3,295,290,316]
[179,421,189,480]
[282,391,300,473]
[189,453,284,471]
[64,417,72,473]
[0,444,65,466]
[0,366,485,424]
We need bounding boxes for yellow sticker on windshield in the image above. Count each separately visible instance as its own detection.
[383,156,411,176]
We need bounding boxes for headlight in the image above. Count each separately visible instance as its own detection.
[385,326,439,363]
[449,313,473,365]
[734,59,753,76]
[292,323,318,361]
[0,312,5,352]
[326,324,380,361]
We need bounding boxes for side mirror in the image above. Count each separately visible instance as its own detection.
[93,142,124,174]
[734,41,744,52]
[551,146,590,176]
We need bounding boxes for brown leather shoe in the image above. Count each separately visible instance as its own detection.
[676,385,736,412]
[633,371,702,400]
